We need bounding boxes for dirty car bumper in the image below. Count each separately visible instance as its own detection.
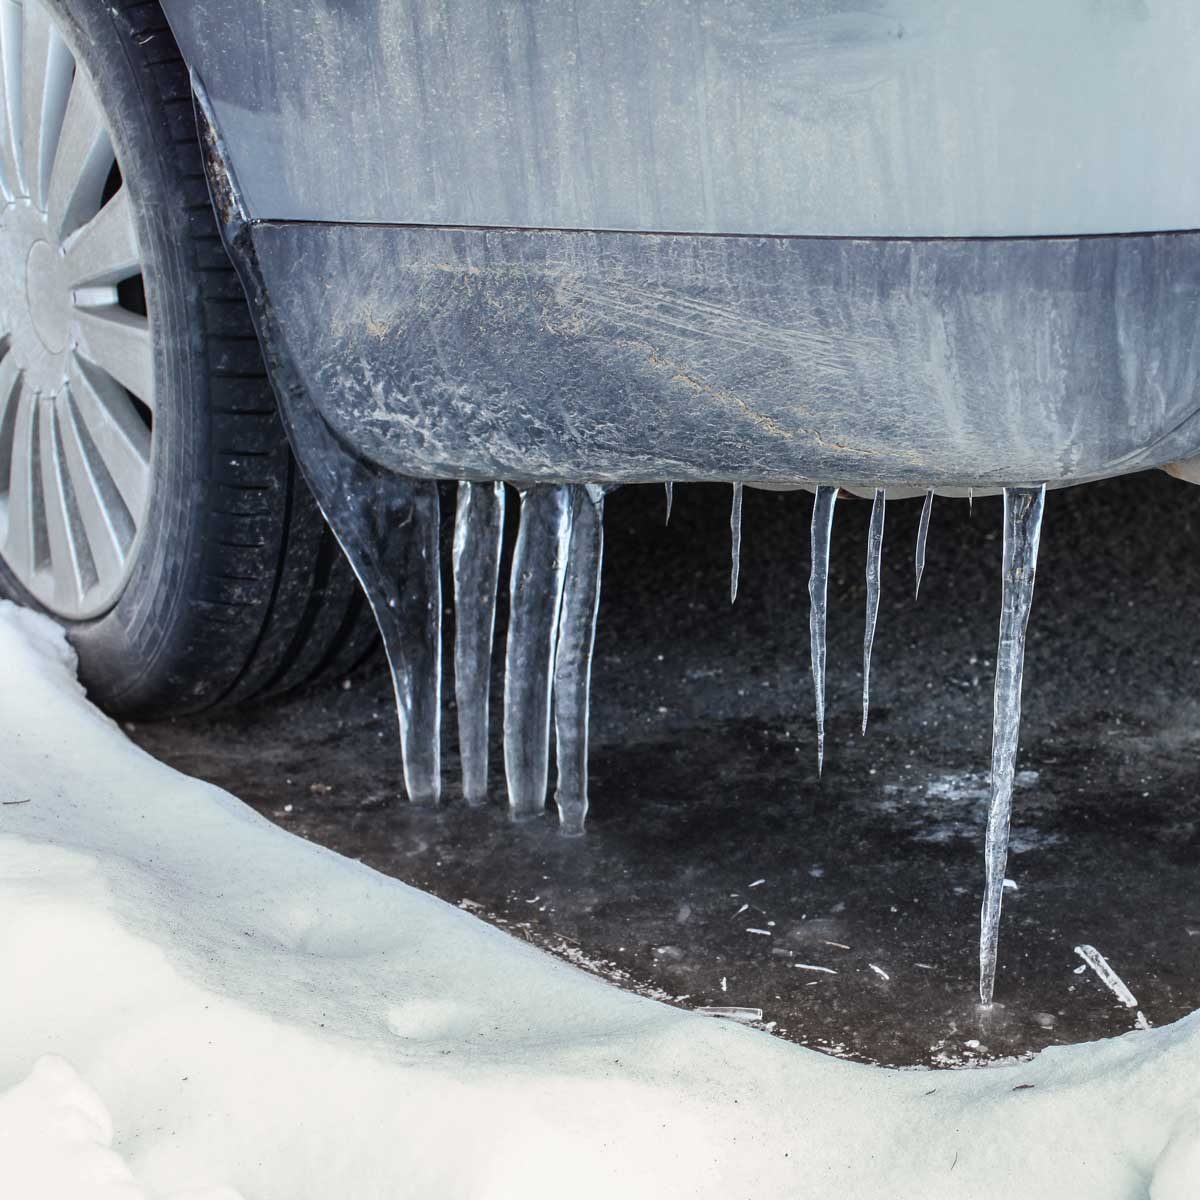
[235,219,1200,489]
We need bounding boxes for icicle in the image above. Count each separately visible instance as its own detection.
[375,480,443,807]
[503,484,573,820]
[862,488,886,735]
[452,481,506,805]
[730,483,744,603]
[664,481,674,526]
[978,484,1046,1006]
[968,487,975,515]
[553,485,607,836]
[914,489,933,598]
[1073,945,1140,1010]
[809,485,838,774]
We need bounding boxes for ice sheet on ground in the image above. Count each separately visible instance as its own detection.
[0,600,1198,1199]
[879,769,1059,851]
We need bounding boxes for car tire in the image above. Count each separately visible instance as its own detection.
[0,0,376,716]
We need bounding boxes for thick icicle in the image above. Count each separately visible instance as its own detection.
[503,484,573,820]
[277,474,442,806]
[664,481,674,526]
[862,488,886,735]
[730,483,744,603]
[553,485,607,836]
[968,487,975,515]
[914,489,934,597]
[369,480,442,807]
[452,481,506,805]
[809,485,838,774]
[978,484,1046,1006]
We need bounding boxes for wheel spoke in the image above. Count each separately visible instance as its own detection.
[0,1,23,198]
[0,356,21,555]
[19,0,48,204]
[73,306,155,409]
[20,0,72,209]
[39,395,86,607]
[39,31,70,206]
[0,351,19,472]
[68,353,149,517]
[3,387,37,574]
[45,66,112,239]
[64,187,139,287]
[57,388,122,585]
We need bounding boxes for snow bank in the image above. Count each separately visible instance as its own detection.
[0,599,1198,1199]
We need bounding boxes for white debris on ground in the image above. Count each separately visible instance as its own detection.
[1075,945,1141,1008]
[696,1007,763,1023]
[1,600,1199,1200]
[1075,945,1154,1031]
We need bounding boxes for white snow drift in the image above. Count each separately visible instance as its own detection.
[0,599,1198,1199]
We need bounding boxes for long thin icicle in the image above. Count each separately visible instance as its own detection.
[914,488,934,597]
[503,484,573,820]
[862,488,886,735]
[554,485,607,836]
[452,481,505,805]
[664,481,674,526]
[730,483,744,603]
[979,484,1046,1005]
[809,485,838,774]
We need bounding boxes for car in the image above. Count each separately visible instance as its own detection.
[4,0,1199,1001]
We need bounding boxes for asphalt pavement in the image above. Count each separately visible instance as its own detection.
[130,469,1200,1067]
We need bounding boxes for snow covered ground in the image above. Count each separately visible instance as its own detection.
[1,599,1198,1199]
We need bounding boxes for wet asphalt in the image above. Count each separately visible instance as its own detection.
[129,470,1200,1068]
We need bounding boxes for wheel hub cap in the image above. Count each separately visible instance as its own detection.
[25,239,69,354]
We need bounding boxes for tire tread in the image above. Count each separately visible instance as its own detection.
[60,0,377,714]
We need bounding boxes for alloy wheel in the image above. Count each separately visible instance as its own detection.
[0,0,154,620]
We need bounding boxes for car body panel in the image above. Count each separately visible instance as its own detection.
[163,0,1200,238]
